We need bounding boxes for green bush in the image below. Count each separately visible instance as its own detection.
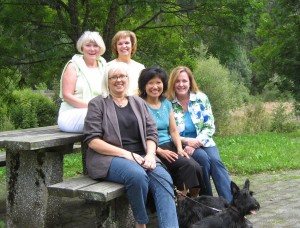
[8,89,58,129]
[270,103,299,133]
[261,74,295,102]
[0,99,14,131]
[193,56,250,135]
[243,102,272,134]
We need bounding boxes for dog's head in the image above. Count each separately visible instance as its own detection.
[231,179,260,216]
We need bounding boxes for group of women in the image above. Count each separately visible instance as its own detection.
[57,30,232,228]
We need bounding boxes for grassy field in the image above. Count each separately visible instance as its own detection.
[0,131,299,182]
[216,131,300,175]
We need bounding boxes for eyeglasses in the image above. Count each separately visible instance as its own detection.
[108,74,128,81]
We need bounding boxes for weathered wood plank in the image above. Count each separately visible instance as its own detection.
[0,125,58,137]
[0,126,84,150]
[47,176,125,202]
[77,181,125,202]
[47,176,99,198]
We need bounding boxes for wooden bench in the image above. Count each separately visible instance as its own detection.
[0,126,134,228]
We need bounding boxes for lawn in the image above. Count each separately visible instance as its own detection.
[216,131,300,175]
[0,131,299,182]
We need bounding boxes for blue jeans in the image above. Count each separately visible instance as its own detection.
[191,146,232,202]
[104,157,179,227]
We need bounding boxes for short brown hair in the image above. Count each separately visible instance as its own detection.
[111,31,138,57]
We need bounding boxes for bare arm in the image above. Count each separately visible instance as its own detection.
[169,110,189,158]
[61,63,88,108]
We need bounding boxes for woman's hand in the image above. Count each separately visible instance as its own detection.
[184,145,196,156]
[185,138,203,149]
[126,152,145,165]
[158,149,178,163]
[143,153,157,170]
[178,149,189,158]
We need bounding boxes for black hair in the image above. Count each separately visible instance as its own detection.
[138,66,168,100]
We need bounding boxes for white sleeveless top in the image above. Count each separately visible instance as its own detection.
[59,54,106,112]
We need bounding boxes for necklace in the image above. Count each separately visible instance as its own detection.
[113,97,128,107]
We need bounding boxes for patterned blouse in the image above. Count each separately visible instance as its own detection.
[170,92,216,147]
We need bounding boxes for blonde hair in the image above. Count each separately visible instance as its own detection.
[111,31,138,57]
[76,31,106,56]
[102,62,134,97]
[166,66,199,100]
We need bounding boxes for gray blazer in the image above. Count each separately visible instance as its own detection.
[83,95,158,179]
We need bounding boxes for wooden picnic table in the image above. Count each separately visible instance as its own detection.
[0,126,84,227]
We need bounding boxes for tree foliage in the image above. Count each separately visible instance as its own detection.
[0,0,250,91]
[0,0,299,102]
[251,0,300,100]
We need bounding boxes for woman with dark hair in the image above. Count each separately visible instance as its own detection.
[138,66,204,199]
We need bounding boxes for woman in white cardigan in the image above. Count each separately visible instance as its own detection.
[57,31,106,133]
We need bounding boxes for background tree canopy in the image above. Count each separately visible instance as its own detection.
[0,0,299,101]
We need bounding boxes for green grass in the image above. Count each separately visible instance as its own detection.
[63,153,83,178]
[216,131,300,175]
[0,131,299,182]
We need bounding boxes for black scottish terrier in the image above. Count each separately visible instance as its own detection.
[190,179,260,228]
[177,195,229,228]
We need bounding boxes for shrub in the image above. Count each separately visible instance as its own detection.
[8,89,58,129]
[0,99,14,131]
[193,56,250,135]
[270,103,299,133]
[243,102,272,134]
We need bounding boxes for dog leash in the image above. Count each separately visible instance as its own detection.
[131,152,222,212]
[131,152,177,200]
[177,193,222,212]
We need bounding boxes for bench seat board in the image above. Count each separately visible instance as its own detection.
[77,181,125,202]
[48,176,125,202]
[47,176,99,198]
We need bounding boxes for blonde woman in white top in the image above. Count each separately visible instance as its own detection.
[107,31,145,95]
[58,31,106,132]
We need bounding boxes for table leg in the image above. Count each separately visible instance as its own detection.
[6,149,63,228]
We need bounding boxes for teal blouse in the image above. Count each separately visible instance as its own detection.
[146,99,172,145]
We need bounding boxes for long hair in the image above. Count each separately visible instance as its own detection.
[166,66,199,100]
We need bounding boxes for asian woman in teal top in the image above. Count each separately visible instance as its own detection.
[138,66,205,199]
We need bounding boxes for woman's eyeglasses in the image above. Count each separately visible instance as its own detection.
[108,74,128,81]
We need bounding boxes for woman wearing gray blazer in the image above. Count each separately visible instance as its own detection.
[84,62,179,228]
